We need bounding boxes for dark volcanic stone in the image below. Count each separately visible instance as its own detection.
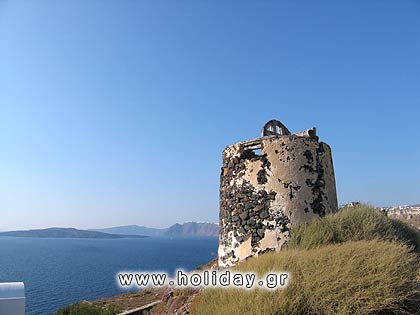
[245,202,254,210]
[259,190,268,197]
[239,212,249,221]
[260,210,269,219]
[257,170,268,184]
[247,218,256,226]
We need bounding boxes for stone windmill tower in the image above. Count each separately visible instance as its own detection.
[218,120,338,267]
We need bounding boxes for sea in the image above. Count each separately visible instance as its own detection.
[0,236,218,315]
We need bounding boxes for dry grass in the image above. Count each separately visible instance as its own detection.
[288,204,420,252]
[191,240,420,315]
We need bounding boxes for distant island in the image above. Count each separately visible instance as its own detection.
[0,227,147,239]
[0,222,219,239]
[93,222,219,237]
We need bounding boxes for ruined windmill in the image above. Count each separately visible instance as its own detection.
[218,120,338,267]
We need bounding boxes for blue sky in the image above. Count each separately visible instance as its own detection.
[0,0,419,230]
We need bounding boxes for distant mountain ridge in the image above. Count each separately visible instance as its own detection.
[93,222,218,237]
[90,225,164,237]
[0,227,147,239]
[165,222,219,237]
[0,222,219,239]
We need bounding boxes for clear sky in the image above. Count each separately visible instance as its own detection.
[0,0,419,231]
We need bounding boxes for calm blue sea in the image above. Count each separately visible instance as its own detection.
[0,237,218,315]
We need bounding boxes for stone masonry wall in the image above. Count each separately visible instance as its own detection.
[218,127,338,267]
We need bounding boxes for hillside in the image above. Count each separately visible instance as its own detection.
[91,225,164,236]
[56,205,420,315]
[0,227,147,239]
[164,222,218,237]
[93,222,218,237]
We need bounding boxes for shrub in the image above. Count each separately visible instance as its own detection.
[288,204,420,251]
[191,240,419,315]
[55,301,121,315]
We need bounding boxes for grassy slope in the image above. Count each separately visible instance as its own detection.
[288,205,420,251]
[192,205,420,315]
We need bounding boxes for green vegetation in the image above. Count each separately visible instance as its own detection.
[55,301,121,315]
[288,204,420,251]
[192,205,420,315]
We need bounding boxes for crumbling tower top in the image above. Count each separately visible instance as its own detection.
[261,119,291,137]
